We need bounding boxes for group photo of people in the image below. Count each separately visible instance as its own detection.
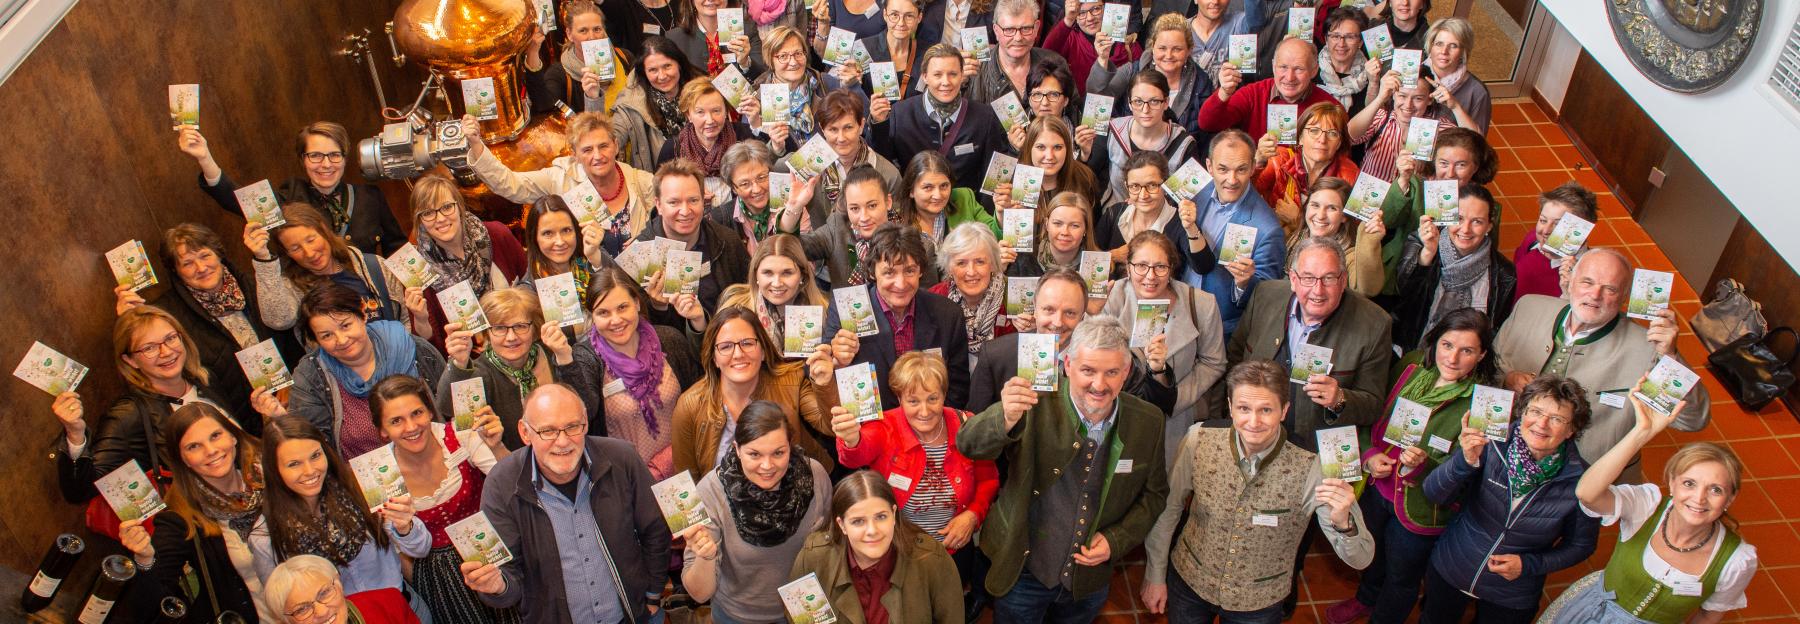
[32,0,1762,623]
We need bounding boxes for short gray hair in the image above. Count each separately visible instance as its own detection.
[937,222,1001,274]
[1291,236,1347,274]
[264,554,338,615]
[721,141,775,184]
[1065,316,1131,359]
[995,0,1039,21]
[1572,246,1633,286]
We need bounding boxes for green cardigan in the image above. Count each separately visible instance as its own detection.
[956,382,1169,598]
[1377,176,1426,297]
[944,187,1002,239]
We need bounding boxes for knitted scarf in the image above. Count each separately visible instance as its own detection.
[419,213,497,298]
[191,270,248,319]
[1503,430,1566,498]
[484,343,542,401]
[588,319,669,436]
[719,443,815,547]
[279,479,370,567]
[1426,234,1493,333]
[1316,47,1370,101]
[677,121,736,177]
[947,275,1005,356]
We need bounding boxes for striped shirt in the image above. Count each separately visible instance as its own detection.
[1352,108,1455,183]
[902,443,959,538]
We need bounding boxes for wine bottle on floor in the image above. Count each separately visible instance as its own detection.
[75,555,136,624]
[19,533,84,613]
[157,596,188,623]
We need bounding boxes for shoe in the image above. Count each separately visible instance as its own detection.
[964,591,991,622]
[1324,598,1371,624]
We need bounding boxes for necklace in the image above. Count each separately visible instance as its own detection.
[1660,515,1716,554]
[597,164,626,202]
[914,426,947,445]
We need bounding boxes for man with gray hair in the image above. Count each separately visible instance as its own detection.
[1198,37,1341,138]
[958,315,1169,624]
[966,0,1073,103]
[1495,246,1709,483]
[1228,236,1393,447]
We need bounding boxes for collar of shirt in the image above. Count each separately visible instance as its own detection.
[1287,296,1326,348]
[1559,305,1616,344]
[1064,383,1120,446]
[875,287,916,330]
[1266,82,1309,105]
[923,96,963,125]
[1231,427,1277,478]
[1117,201,1177,237]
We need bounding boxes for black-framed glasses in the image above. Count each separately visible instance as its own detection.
[714,338,761,356]
[1129,262,1171,277]
[522,420,589,442]
[283,581,342,621]
[995,24,1037,38]
[1289,272,1345,288]
[130,332,183,358]
[773,51,807,64]
[1125,183,1160,196]
[489,322,536,338]
[302,151,345,164]
[1128,97,1167,109]
[416,201,459,222]
[1074,4,1104,17]
[884,9,920,21]
[1325,33,1360,42]
[1027,90,1065,103]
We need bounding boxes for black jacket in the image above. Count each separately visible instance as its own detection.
[915,4,992,53]
[122,512,261,623]
[147,261,299,421]
[965,332,1176,416]
[51,384,246,504]
[873,95,1013,194]
[478,436,673,624]
[199,172,406,256]
[823,285,972,411]
[632,216,752,314]
[1394,235,1519,351]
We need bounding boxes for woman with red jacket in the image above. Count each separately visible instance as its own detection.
[828,351,999,591]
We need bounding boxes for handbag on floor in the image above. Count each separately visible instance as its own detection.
[1707,327,1798,411]
[1690,279,1767,352]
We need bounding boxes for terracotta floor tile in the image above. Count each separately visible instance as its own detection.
[1520,103,1552,124]
[1548,144,1587,170]
[1493,124,1542,148]
[1761,410,1800,437]
[1630,245,1677,272]
[1612,221,1656,246]
[1512,146,1564,172]
[1300,554,1361,603]
[1736,570,1796,619]
[1570,167,1608,192]
[1725,481,1782,523]
[1535,122,1575,146]
[1671,277,1700,302]
[1492,171,1540,198]
[1594,193,1628,218]
[1751,477,1800,520]
[1735,522,1800,566]
[1712,408,1774,440]
[1490,103,1532,126]
[1732,438,1800,478]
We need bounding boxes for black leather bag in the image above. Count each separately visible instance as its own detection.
[1706,327,1798,411]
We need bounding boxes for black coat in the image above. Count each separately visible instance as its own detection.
[823,285,972,411]
[916,3,992,53]
[1393,235,1519,351]
[123,512,261,623]
[632,216,752,314]
[200,172,406,256]
[873,95,1013,193]
[51,384,245,504]
[146,262,298,422]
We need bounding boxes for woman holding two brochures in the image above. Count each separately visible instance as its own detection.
[367,376,518,624]
[436,285,606,449]
[407,174,528,349]
[1100,230,1226,464]
[788,470,967,624]
[671,307,843,478]
[1326,308,1496,624]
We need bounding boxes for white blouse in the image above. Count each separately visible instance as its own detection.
[1581,483,1758,612]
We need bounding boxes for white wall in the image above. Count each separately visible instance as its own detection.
[1532,11,1579,112]
[1540,1,1800,265]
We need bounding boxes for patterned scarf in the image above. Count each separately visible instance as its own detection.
[650,89,686,138]
[194,463,265,539]
[947,275,1005,356]
[1316,47,1371,101]
[588,319,669,436]
[787,77,818,137]
[419,212,497,298]
[758,297,787,346]
[820,144,870,208]
[484,343,542,401]
[1503,431,1566,498]
[720,443,815,547]
[677,121,737,177]
[739,199,776,242]
[847,236,874,286]
[1426,232,1493,333]
[706,32,725,75]
[191,270,248,319]
[279,478,370,567]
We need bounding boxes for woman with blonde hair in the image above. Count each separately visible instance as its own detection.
[1285,176,1386,297]
[266,553,420,623]
[519,1,632,116]
[788,470,967,623]
[671,307,843,477]
[718,234,835,347]
[1005,192,1106,304]
[467,110,657,259]
[740,25,843,150]
[1088,13,1206,131]
[435,285,607,450]
[407,174,528,346]
[252,202,427,337]
[656,78,759,206]
[1422,17,1491,132]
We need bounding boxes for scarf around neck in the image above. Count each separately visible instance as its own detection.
[589,319,669,436]
[191,269,248,319]
[1316,47,1370,99]
[320,320,420,398]
[1503,427,1565,498]
[485,343,542,400]
[1426,234,1493,332]
[195,463,265,539]
[719,443,815,547]
[1397,364,1474,410]
[280,478,371,567]
[947,274,1005,356]
[419,213,496,298]
[677,122,737,177]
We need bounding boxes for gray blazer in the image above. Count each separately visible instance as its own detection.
[1101,279,1228,465]
[1226,280,1394,450]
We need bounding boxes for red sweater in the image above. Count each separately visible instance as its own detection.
[836,406,1000,550]
[1512,230,1563,304]
[1197,79,1342,137]
[1041,21,1142,93]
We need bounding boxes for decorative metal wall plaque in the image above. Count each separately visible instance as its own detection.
[1607,0,1765,93]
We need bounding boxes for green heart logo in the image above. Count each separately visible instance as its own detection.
[1652,287,1665,293]
[1491,405,1503,413]
[475,532,487,540]
[378,466,389,473]
[1671,380,1684,388]
[127,482,139,490]
[678,491,690,500]
[42,358,53,366]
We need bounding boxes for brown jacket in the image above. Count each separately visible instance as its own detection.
[788,530,966,624]
[670,362,839,477]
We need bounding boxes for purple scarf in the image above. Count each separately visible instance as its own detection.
[588,319,669,435]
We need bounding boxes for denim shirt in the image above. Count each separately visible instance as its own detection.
[535,458,627,624]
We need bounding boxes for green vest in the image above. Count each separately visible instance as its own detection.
[1601,498,1742,623]
[1539,305,1621,378]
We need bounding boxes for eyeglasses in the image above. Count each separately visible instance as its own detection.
[1129,262,1171,277]
[302,151,345,164]
[1522,405,1572,427]
[1302,126,1342,141]
[1027,90,1065,103]
[732,172,771,192]
[1289,272,1345,288]
[283,581,342,621]
[884,10,920,21]
[1325,33,1360,42]
[714,338,761,356]
[1125,182,1160,196]
[130,332,184,358]
[417,201,459,222]
[489,322,536,338]
[522,420,588,442]
[1128,97,1167,109]
[995,24,1037,38]
[773,51,807,64]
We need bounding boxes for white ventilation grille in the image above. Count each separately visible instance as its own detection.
[1767,11,1800,127]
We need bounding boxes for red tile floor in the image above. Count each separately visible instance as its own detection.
[980,99,1800,622]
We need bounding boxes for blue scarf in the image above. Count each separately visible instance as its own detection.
[320,320,420,398]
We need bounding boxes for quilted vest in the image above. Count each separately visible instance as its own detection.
[1170,427,1317,611]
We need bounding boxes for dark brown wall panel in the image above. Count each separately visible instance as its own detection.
[0,0,423,574]
[1560,50,1672,212]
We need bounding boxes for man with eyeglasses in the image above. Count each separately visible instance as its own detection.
[182,121,407,255]
[1493,247,1710,484]
[1163,130,1285,336]
[873,44,1012,194]
[465,383,672,624]
[1198,37,1341,139]
[967,0,1073,104]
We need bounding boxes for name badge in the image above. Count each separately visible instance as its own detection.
[1252,514,1280,527]
[1670,579,1703,596]
[444,447,472,468]
[924,347,943,357]
[1115,459,1134,474]
[723,53,738,65]
[1428,435,1453,453]
[1600,392,1626,409]
[603,379,627,396]
[887,473,914,491]
[953,143,975,155]
[643,24,663,35]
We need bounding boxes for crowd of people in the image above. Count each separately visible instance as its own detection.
[43,0,1758,623]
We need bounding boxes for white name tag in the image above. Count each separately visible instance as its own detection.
[887,473,914,491]
[643,24,663,35]
[603,379,627,396]
[1252,514,1280,527]
[1428,435,1452,453]
[953,143,975,155]
[724,53,738,65]
[924,347,943,357]
[1600,392,1626,408]
[1670,579,1703,596]
[444,447,471,468]
[1115,459,1134,474]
